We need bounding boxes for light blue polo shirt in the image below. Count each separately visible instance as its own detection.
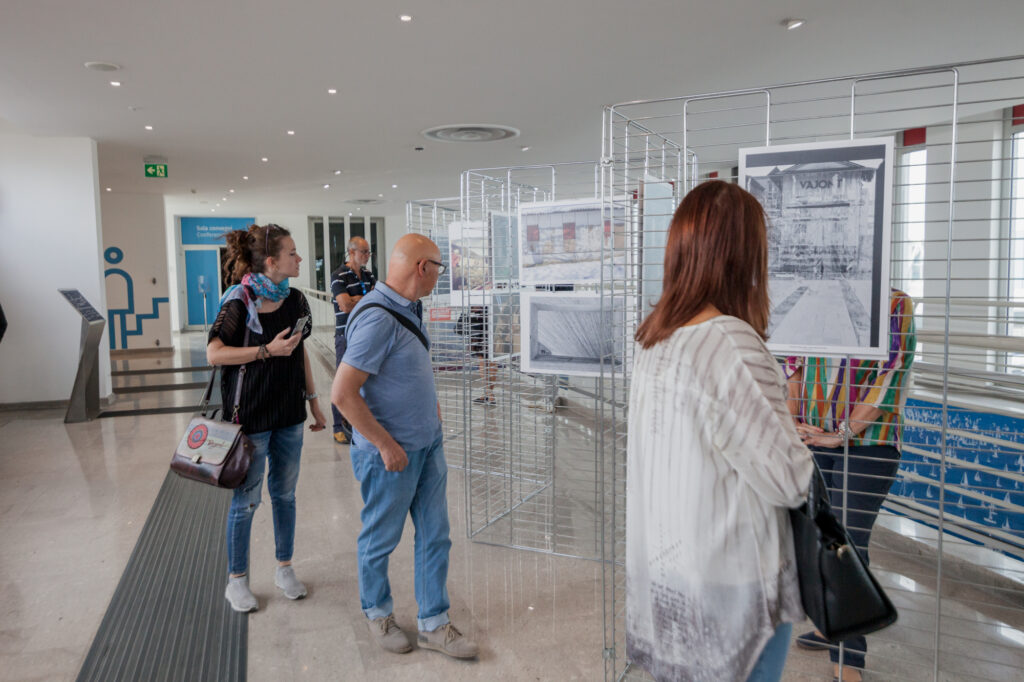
[342,282,441,452]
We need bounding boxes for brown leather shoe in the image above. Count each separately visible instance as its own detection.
[418,622,479,659]
[367,614,412,654]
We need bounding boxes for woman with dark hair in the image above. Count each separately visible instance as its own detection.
[626,181,813,681]
[207,223,327,612]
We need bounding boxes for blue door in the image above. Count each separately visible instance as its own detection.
[185,250,220,326]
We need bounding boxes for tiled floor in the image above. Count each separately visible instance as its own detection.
[1,332,1023,681]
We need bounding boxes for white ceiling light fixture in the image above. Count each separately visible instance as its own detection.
[391,184,398,189]
[327,88,337,95]
[421,123,519,143]
[348,212,353,216]
[261,157,268,162]
[84,61,120,72]
[221,196,227,201]
[229,189,235,193]
[323,183,331,189]
[242,175,249,180]
[521,145,530,151]
[783,18,806,30]
[144,125,153,130]
[333,169,342,175]
[378,193,384,197]
[110,81,121,87]
[287,130,295,135]
[399,15,412,22]
[105,187,112,192]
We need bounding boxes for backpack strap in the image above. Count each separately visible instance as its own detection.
[347,302,429,351]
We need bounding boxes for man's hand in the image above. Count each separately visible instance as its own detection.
[795,422,844,448]
[379,438,409,472]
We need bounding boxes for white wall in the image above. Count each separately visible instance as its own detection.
[101,192,171,349]
[0,134,111,403]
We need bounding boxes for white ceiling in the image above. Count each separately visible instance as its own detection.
[3,0,1024,218]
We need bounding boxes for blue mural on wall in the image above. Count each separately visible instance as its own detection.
[104,247,169,350]
[889,397,1024,558]
[180,216,254,245]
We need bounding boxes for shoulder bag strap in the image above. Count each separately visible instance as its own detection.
[231,327,251,424]
[348,302,428,351]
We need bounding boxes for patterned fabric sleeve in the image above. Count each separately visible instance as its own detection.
[861,290,917,413]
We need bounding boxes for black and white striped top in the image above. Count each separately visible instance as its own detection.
[625,316,813,682]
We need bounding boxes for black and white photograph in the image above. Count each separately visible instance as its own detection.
[520,291,625,376]
[739,137,894,358]
[448,220,492,305]
[517,198,629,286]
[489,292,520,360]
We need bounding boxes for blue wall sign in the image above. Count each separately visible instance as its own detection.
[180,216,254,245]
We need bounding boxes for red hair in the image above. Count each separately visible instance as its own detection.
[635,181,770,348]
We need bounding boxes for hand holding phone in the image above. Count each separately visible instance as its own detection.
[290,315,310,338]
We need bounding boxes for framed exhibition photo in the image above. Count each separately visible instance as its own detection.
[448,220,492,306]
[739,137,894,359]
[489,292,520,361]
[517,198,629,286]
[520,291,626,377]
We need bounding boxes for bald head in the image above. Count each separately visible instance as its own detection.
[386,233,443,300]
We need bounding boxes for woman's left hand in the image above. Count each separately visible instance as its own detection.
[795,422,845,448]
[309,399,327,432]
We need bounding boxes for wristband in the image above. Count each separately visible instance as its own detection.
[303,392,318,401]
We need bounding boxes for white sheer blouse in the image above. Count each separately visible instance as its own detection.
[626,316,813,682]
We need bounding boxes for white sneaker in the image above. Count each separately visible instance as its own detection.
[225,575,258,612]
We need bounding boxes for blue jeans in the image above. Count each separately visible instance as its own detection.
[746,623,792,682]
[226,423,304,575]
[332,333,348,433]
[350,432,452,632]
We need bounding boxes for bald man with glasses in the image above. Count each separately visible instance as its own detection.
[330,237,377,443]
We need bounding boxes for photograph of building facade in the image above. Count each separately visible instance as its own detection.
[741,138,893,357]
[518,199,628,285]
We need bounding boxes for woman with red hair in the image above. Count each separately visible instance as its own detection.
[626,181,813,681]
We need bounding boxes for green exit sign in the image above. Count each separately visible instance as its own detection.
[145,163,168,178]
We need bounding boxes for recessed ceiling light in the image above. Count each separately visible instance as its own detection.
[211,209,216,213]
[261,157,268,162]
[348,212,353,216]
[144,125,153,130]
[783,18,806,30]
[378,193,384,197]
[105,187,112,192]
[84,61,120,72]
[221,197,227,201]
[399,15,412,22]
[110,81,121,87]
[521,146,530,151]
[229,189,235,193]
[216,203,220,207]
[323,184,331,189]
[327,88,337,95]
[333,170,342,175]
[392,184,398,189]
[287,130,295,136]
[242,175,249,180]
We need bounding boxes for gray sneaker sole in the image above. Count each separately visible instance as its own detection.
[417,637,478,659]
[224,589,258,613]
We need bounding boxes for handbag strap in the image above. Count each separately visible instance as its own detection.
[200,326,251,421]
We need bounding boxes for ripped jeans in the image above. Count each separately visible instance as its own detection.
[226,423,304,575]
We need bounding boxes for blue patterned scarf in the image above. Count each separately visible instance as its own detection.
[218,273,290,334]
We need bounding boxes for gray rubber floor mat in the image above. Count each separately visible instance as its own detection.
[76,471,246,682]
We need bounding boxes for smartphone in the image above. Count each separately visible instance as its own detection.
[290,315,310,338]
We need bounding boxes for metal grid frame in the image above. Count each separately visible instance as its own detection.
[601,55,1024,682]
[448,161,624,560]
[406,198,470,470]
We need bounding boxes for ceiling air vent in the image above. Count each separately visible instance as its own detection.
[346,198,385,206]
[421,124,520,143]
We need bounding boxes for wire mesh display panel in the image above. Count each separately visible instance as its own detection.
[455,162,621,560]
[601,55,1024,682]
[407,198,469,470]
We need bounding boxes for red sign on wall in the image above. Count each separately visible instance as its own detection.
[429,307,452,322]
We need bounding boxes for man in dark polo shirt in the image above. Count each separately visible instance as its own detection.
[331,234,478,660]
[330,236,376,443]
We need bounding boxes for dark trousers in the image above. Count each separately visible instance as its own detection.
[812,444,901,669]
[332,332,348,434]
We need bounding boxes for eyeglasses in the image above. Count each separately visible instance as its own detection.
[424,259,447,275]
[352,249,371,256]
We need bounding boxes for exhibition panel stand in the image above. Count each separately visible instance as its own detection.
[601,55,1024,681]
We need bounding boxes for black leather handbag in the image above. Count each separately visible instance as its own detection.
[789,464,898,641]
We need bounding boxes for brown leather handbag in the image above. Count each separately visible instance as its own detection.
[171,349,254,489]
